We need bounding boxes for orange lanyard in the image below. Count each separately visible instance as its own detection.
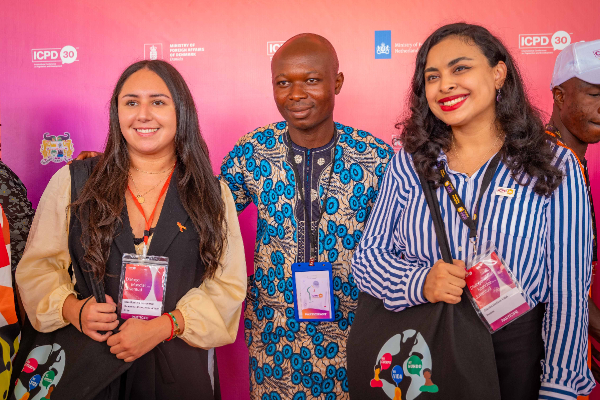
[546,128,598,268]
[546,130,587,183]
[127,165,175,255]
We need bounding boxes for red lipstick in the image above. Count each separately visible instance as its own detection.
[438,94,469,112]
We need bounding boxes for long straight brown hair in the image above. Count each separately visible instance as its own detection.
[72,60,226,280]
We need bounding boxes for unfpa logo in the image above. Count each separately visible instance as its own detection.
[375,31,392,59]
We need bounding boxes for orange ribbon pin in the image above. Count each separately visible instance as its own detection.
[177,222,186,232]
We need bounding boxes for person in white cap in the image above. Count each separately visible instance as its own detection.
[546,38,600,381]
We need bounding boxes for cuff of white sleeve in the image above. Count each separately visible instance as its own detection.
[34,284,77,332]
[539,382,578,399]
[402,265,430,307]
[57,285,77,324]
[176,305,191,342]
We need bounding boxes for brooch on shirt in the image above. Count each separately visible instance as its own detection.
[177,222,187,232]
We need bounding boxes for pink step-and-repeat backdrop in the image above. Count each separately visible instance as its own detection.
[1,1,599,398]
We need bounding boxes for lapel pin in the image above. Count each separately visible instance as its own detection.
[495,187,515,198]
[177,222,187,232]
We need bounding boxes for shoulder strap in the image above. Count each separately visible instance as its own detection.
[416,170,453,264]
[69,157,107,303]
[69,157,100,200]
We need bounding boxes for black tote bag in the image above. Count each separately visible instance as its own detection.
[347,173,501,400]
[10,160,130,400]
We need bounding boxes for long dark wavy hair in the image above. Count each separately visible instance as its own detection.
[400,23,562,195]
[72,60,226,280]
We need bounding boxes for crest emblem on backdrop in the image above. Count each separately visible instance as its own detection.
[40,132,74,165]
[377,42,391,55]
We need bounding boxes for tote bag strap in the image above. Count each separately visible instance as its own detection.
[416,169,453,264]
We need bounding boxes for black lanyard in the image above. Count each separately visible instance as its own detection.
[286,131,338,264]
[437,153,501,252]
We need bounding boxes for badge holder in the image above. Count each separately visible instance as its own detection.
[465,241,531,333]
[291,262,335,322]
[118,253,169,321]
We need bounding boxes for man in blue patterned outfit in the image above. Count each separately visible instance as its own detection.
[221,34,393,400]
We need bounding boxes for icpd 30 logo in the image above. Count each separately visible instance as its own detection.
[31,46,78,68]
[519,31,572,55]
[267,41,285,60]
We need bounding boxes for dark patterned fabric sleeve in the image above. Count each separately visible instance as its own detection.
[221,139,254,214]
[0,161,35,271]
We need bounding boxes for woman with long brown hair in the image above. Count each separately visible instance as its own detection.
[15,60,246,399]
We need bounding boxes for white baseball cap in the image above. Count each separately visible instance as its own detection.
[551,39,600,89]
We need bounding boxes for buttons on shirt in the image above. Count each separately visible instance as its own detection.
[458,246,463,252]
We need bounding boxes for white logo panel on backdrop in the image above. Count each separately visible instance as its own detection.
[144,43,163,60]
[31,46,78,68]
[519,31,572,55]
[168,43,204,62]
[144,43,204,62]
[267,41,285,60]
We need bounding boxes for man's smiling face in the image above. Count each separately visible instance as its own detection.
[271,35,343,133]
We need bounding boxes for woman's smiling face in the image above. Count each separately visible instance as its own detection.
[118,68,177,157]
[424,36,506,129]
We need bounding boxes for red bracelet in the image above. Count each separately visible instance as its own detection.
[163,312,175,342]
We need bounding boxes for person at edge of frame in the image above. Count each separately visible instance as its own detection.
[351,23,595,399]
[544,38,600,382]
[0,160,35,323]
[220,33,394,399]
[0,203,20,396]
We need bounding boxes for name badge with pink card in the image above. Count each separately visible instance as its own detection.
[465,242,531,333]
[118,253,168,321]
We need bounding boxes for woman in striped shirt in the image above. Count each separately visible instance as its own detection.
[351,23,594,399]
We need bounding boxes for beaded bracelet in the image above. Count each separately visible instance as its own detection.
[168,312,181,338]
[163,312,175,341]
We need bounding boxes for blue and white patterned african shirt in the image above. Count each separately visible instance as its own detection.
[221,121,394,400]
